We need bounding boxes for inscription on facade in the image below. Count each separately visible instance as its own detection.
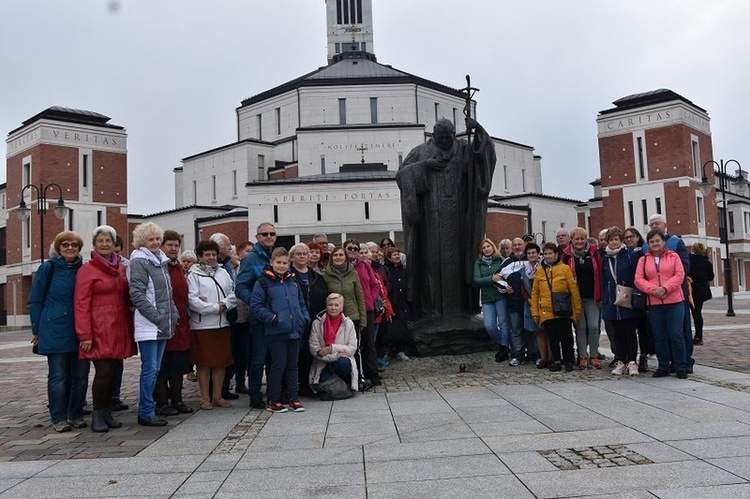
[598,105,711,136]
[324,142,398,151]
[267,191,398,203]
[7,124,126,157]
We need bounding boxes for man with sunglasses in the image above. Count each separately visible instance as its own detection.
[236,222,278,409]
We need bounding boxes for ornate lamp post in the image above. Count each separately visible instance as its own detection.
[15,183,70,263]
[699,159,747,317]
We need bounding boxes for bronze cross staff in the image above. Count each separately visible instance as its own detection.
[461,74,480,143]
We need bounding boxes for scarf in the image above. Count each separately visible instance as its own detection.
[605,244,625,258]
[323,313,342,346]
[330,261,349,279]
[198,263,220,276]
[481,255,494,266]
[572,243,590,262]
[524,260,540,280]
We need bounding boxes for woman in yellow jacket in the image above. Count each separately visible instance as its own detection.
[531,243,582,372]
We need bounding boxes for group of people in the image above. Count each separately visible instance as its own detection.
[30,222,412,431]
[475,213,714,379]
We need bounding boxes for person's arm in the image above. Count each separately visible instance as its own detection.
[309,318,324,357]
[663,254,686,295]
[73,266,94,351]
[187,273,221,315]
[566,267,583,322]
[634,255,657,296]
[249,280,275,325]
[354,278,366,326]
[128,259,161,327]
[27,261,51,336]
[235,253,257,306]
[218,270,237,309]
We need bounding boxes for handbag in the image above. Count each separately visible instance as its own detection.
[631,289,647,310]
[609,259,634,309]
[544,265,573,317]
[311,373,354,400]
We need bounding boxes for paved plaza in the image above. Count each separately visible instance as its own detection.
[1,297,750,497]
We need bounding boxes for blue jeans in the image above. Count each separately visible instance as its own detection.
[47,352,89,424]
[575,298,601,359]
[683,301,694,363]
[319,357,352,387]
[138,339,167,418]
[648,303,687,372]
[482,299,509,347]
[508,309,525,360]
[267,338,300,404]
[248,323,268,404]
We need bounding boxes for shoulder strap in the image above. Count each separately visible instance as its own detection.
[202,273,227,298]
[43,262,56,305]
[607,258,617,283]
[543,265,554,294]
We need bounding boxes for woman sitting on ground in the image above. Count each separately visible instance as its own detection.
[309,293,359,392]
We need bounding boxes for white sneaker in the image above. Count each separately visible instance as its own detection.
[509,358,520,367]
[627,361,639,376]
[397,352,410,361]
[611,361,627,376]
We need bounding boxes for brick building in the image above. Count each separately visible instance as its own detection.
[2,107,128,325]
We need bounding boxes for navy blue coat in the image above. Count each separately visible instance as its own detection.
[250,267,310,340]
[236,243,272,323]
[28,256,83,354]
[601,248,641,321]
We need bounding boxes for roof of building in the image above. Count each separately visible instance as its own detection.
[599,88,706,115]
[247,169,396,186]
[490,192,584,205]
[239,52,467,108]
[128,204,243,219]
[181,138,276,162]
[9,106,124,135]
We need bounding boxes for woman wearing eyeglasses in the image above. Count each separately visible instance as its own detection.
[28,231,89,433]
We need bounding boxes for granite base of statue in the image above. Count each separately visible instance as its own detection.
[409,314,495,356]
[395,111,497,357]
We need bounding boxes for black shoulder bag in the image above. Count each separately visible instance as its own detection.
[544,264,573,317]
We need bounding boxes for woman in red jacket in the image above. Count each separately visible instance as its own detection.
[154,230,193,416]
[74,226,136,432]
[634,229,686,379]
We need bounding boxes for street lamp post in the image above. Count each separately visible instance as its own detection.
[699,159,746,317]
[15,183,70,263]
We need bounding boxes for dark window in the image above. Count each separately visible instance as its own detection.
[398,153,403,166]
[641,199,648,225]
[637,136,645,179]
[655,197,662,214]
[317,204,322,221]
[96,210,102,226]
[336,0,342,24]
[338,99,346,125]
[356,0,362,23]
[275,107,281,135]
[628,201,634,227]
[273,205,279,223]
[370,97,378,124]
[320,156,326,175]
[82,154,89,188]
[342,0,349,23]
[365,201,370,220]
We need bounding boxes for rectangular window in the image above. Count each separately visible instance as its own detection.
[211,175,217,201]
[335,43,341,54]
[364,201,370,220]
[521,169,526,192]
[336,0,342,23]
[317,204,322,222]
[355,0,362,23]
[398,153,403,167]
[697,196,704,225]
[96,210,102,226]
[273,205,279,223]
[275,107,281,135]
[641,199,648,225]
[320,155,326,175]
[656,197,662,214]
[503,165,509,190]
[23,162,30,187]
[541,221,547,242]
[745,212,750,234]
[338,99,346,125]
[256,114,262,140]
[258,155,266,181]
[232,170,238,196]
[370,97,378,124]
[192,180,197,204]
[82,154,89,188]
[691,137,701,177]
[729,211,735,233]
[342,0,349,23]
[636,136,645,179]
[434,103,439,122]
[67,209,74,232]
[452,108,457,126]
[23,218,30,249]
[628,201,635,227]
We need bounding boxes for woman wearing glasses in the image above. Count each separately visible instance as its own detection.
[28,231,89,433]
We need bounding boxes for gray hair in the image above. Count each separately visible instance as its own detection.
[132,222,164,249]
[210,233,229,247]
[289,243,310,259]
[555,228,570,237]
[180,250,197,263]
[92,225,117,245]
[648,213,666,224]
[256,222,275,233]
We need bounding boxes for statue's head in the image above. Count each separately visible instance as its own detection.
[433,119,456,151]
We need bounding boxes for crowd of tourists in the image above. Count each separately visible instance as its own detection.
[29,223,411,432]
[474,214,713,379]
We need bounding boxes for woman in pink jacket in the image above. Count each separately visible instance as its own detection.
[634,229,687,379]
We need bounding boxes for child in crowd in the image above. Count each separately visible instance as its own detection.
[250,248,310,413]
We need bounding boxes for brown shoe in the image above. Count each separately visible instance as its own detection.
[200,400,213,410]
[590,357,601,369]
[212,399,231,408]
[578,357,588,370]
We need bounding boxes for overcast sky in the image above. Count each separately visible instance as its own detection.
[2,0,749,214]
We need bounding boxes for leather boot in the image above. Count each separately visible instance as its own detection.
[91,410,109,433]
[101,408,123,429]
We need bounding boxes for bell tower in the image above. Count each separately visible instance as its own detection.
[325,0,375,64]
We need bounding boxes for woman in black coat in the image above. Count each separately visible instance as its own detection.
[689,242,714,345]
[291,243,329,392]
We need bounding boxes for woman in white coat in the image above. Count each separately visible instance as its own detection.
[309,293,359,392]
[187,240,237,410]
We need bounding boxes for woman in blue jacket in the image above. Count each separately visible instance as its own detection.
[28,231,88,433]
[250,247,310,413]
[601,227,642,376]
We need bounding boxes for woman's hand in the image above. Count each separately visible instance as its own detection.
[31,335,39,346]
[337,352,347,358]
[80,340,92,353]
[492,274,502,282]
[318,346,331,357]
[654,286,667,299]
[218,302,227,313]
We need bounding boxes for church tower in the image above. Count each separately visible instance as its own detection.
[325,0,375,63]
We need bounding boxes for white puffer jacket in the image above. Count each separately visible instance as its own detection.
[187,263,237,330]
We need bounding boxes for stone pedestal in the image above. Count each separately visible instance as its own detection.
[409,313,495,357]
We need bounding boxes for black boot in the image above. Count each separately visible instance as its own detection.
[91,410,109,433]
[101,408,123,429]
[495,346,509,363]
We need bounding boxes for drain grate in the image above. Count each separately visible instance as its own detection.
[538,444,653,470]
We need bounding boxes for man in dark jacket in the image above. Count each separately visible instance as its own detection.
[236,223,277,408]
[498,238,529,365]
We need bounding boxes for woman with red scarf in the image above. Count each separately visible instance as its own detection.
[308,293,359,392]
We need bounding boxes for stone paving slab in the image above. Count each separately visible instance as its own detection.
[367,474,534,499]
[650,483,750,498]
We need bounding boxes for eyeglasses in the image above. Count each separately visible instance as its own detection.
[60,242,79,249]
[258,232,276,237]
[624,235,636,240]
[346,246,360,252]
[381,242,393,247]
